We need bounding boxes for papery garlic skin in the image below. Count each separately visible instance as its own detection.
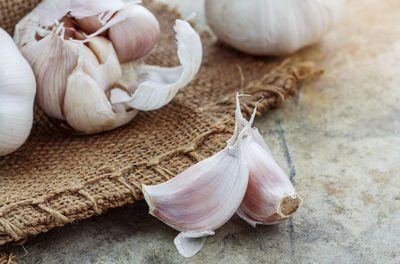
[0,28,36,156]
[238,128,303,226]
[205,0,343,55]
[110,19,202,111]
[14,0,202,134]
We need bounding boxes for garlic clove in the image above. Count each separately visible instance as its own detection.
[142,147,248,231]
[232,96,303,225]
[19,30,80,119]
[109,19,202,111]
[86,36,122,90]
[239,132,303,225]
[108,4,160,62]
[63,49,137,134]
[174,231,215,258]
[142,145,248,257]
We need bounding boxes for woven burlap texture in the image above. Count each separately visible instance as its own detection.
[0,0,321,246]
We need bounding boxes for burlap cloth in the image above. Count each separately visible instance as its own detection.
[0,0,322,250]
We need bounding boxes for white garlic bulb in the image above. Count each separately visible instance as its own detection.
[205,0,343,55]
[0,28,36,156]
[14,0,202,134]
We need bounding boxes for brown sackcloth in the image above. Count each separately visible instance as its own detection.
[0,0,322,246]
[0,251,16,264]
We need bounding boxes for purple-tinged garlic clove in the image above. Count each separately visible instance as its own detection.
[108,4,160,63]
[239,128,303,226]
[142,146,249,257]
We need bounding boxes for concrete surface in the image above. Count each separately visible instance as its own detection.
[6,0,400,263]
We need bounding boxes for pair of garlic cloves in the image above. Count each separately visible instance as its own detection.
[14,0,202,134]
[143,95,303,257]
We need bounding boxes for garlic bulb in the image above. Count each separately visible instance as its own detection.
[14,0,202,134]
[0,28,36,156]
[205,0,343,55]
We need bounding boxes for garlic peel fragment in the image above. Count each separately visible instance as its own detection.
[174,231,215,258]
[110,19,202,111]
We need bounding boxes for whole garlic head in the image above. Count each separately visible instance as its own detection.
[0,28,36,156]
[205,0,343,56]
[14,0,202,134]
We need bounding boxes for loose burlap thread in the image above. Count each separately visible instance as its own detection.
[0,0,322,248]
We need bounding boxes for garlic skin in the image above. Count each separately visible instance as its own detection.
[205,0,343,55]
[110,19,202,111]
[14,0,202,134]
[0,28,36,156]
